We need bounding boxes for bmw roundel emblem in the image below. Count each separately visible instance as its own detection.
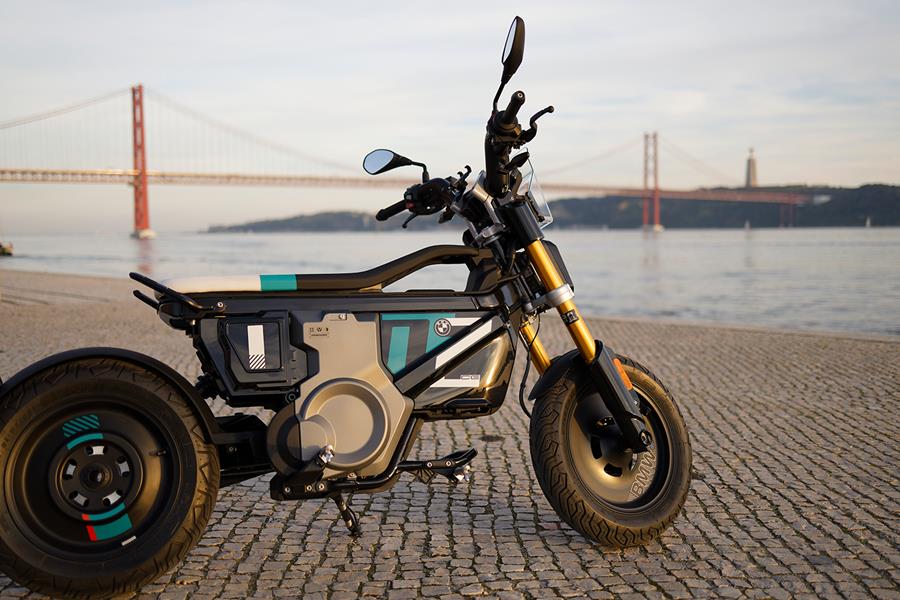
[434,318,452,337]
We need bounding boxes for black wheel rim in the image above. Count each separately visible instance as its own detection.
[4,391,181,559]
[566,385,672,510]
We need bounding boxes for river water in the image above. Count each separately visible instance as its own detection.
[1,228,898,336]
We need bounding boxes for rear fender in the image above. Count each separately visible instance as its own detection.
[0,347,220,443]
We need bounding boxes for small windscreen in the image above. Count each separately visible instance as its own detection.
[519,158,553,229]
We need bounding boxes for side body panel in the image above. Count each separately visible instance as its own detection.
[190,292,516,419]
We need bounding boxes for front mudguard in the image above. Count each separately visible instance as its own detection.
[0,347,220,444]
[529,341,651,452]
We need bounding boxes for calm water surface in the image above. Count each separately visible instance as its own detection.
[1,228,898,336]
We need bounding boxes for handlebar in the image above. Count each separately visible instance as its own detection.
[376,199,408,221]
[498,90,525,129]
[484,90,526,197]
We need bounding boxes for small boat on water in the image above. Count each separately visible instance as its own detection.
[0,241,13,256]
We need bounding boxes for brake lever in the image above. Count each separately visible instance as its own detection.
[520,105,555,144]
[402,213,417,229]
[456,165,472,188]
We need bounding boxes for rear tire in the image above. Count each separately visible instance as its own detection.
[0,358,219,599]
[530,354,691,547]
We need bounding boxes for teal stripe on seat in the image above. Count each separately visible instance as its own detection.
[260,274,297,291]
[387,326,410,374]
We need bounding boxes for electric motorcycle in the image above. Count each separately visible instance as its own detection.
[0,17,691,598]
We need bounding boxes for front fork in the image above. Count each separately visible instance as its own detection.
[518,240,652,452]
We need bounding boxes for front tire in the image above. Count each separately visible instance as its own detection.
[0,358,219,599]
[530,355,691,547]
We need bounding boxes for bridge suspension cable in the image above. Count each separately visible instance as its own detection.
[540,136,643,177]
[0,88,130,131]
[658,137,741,186]
[143,88,356,173]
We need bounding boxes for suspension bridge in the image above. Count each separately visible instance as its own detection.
[0,85,807,237]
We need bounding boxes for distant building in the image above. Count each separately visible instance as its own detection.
[745,148,758,188]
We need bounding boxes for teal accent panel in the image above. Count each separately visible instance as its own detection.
[381,312,456,352]
[90,513,132,540]
[83,503,125,521]
[387,326,411,374]
[260,274,297,291]
[66,432,104,449]
[72,415,99,427]
[62,414,100,438]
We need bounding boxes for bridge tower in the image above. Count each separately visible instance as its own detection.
[643,132,661,230]
[131,84,154,239]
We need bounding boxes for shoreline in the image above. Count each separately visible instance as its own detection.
[2,267,897,343]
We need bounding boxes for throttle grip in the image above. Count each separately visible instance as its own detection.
[498,90,526,127]
[376,199,408,221]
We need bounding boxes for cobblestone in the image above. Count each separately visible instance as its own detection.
[0,269,898,598]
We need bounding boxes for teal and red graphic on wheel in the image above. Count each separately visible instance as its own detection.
[59,414,136,544]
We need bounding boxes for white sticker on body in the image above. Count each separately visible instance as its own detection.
[247,324,266,370]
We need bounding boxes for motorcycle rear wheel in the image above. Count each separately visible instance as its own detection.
[0,358,219,599]
[530,354,691,547]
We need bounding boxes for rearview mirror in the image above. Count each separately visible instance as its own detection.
[363,149,412,175]
[501,16,525,84]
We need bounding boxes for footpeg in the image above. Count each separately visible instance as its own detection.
[452,464,472,483]
[398,448,477,485]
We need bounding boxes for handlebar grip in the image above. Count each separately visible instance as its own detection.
[376,199,408,221]
[498,90,526,127]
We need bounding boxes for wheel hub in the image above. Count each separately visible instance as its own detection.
[52,434,144,519]
[568,392,667,507]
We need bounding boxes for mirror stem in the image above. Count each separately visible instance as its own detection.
[410,161,430,183]
[492,82,506,113]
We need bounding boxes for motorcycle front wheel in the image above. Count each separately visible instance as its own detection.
[530,354,691,547]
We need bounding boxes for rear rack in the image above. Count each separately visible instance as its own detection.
[129,272,222,314]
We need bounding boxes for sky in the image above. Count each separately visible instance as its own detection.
[1,0,898,233]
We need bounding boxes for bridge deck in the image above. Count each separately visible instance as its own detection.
[0,168,809,204]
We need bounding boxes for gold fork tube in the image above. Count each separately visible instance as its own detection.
[525,240,597,362]
[519,320,551,374]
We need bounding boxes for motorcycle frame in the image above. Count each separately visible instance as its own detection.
[130,243,537,497]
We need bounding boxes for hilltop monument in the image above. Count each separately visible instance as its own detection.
[745,148,758,188]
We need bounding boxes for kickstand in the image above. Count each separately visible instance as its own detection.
[332,493,360,535]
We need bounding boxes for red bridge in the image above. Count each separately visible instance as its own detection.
[0,85,808,237]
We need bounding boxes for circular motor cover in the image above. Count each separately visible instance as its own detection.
[266,378,391,476]
[266,312,413,479]
[298,378,389,471]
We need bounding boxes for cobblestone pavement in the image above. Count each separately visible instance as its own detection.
[1,270,898,599]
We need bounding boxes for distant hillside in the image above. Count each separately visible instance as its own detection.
[207,184,899,232]
[209,211,383,233]
[550,184,899,228]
